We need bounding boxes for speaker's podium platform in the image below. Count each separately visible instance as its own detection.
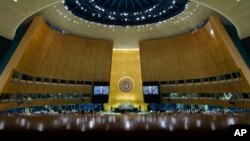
[113,103,140,113]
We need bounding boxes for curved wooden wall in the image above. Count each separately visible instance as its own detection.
[140,16,250,93]
[1,16,113,94]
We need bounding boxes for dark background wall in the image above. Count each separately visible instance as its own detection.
[0,36,12,67]
[0,20,31,74]
[221,16,250,68]
[242,37,250,59]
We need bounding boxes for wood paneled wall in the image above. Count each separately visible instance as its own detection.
[16,17,112,81]
[160,81,250,93]
[0,16,47,92]
[140,16,250,93]
[1,16,113,94]
[2,82,92,94]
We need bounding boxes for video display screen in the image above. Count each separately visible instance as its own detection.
[93,86,109,95]
[143,86,159,95]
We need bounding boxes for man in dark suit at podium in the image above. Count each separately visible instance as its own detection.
[99,86,104,94]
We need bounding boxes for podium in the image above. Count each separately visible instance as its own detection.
[114,103,139,113]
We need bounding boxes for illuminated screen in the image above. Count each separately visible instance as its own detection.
[94,86,109,95]
[143,86,159,95]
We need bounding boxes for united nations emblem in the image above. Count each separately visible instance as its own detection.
[119,77,133,92]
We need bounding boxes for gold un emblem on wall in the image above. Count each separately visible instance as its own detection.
[119,77,133,92]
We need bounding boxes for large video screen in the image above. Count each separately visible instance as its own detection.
[93,86,109,95]
[143,86,159,95]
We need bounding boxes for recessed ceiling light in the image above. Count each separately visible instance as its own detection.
[210,30,214,36]
[13,0,18,2]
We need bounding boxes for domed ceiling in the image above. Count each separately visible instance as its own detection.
[0,0,250,42]
[40,0,216,48]
[64,0,189,26]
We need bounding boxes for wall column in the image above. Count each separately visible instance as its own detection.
[105,48,147,111]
